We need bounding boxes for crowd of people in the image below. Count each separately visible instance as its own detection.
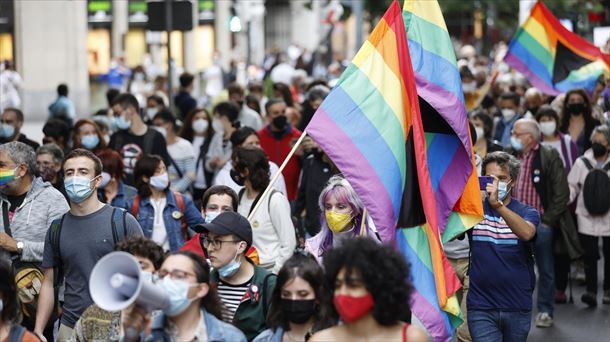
[1,40,610,342]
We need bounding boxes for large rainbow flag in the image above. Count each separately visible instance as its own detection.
[505,0,610,95]
[399,0,484,340]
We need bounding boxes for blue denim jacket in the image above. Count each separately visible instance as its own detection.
[130,191,204,251]
[98,181,137,211]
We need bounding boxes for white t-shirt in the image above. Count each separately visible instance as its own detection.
[150,197,169,251]
[192,136,207,188]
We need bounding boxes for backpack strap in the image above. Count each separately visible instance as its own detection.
[580,156,594,171]
[603,161,610,172]
[8,324,26,342]
[173,192,186,239]
[111,208,128,244]
[50,214,67,287]
[131,195,141,218]
[142,128,157,155]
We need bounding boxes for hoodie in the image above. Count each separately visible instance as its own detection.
[1,177,70,262]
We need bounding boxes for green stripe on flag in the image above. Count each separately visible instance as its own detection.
[516,29,554,74]
[404,12,457,67]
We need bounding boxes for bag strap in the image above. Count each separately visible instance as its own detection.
[110,207,128,244]
[603,161,610,172]
[173,192,186,238]
[2,201,11,237]
[51,214,67,287]
[142,128,157,155]
[131,195,141,218]
[8,324,26,342]
[168,155,184,179]
[580,156,594,171]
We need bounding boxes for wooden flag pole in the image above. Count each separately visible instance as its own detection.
[247,131,309,221]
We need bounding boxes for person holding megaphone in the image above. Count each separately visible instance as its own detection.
[120,251,247,341]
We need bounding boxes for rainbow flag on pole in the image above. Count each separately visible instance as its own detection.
[505,0,610,95]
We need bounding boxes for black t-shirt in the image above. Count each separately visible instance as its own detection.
[108,128,170,185]
[7,192,27,212]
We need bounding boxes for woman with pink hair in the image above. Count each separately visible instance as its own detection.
[304,175,379,263]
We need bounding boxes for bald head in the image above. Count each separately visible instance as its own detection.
[514,118,541,142]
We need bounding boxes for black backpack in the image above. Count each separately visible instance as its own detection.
[579,157,610,216]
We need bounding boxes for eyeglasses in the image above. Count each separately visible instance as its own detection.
[202,238,241,250]
[157,269,196,280]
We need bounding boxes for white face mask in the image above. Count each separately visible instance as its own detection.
[147,107,159,120]
[501,109,516,121]
[539,121,556,137]
[153,126,167,138]
[475,126,485,142]
[99,172,112,188]
[212,119,224,134]
[150,172,169,190]
[192,119,209,134]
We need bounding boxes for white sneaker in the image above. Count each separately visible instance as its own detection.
[535,312,553,328]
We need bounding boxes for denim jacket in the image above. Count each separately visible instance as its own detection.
[130,191,204,251]
[98,181,137,211]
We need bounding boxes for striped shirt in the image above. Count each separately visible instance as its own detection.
[513,144,544,214]
[217,279,251,323]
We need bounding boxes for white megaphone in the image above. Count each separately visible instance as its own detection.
[89,251,169,312]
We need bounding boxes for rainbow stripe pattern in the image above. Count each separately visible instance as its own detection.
[505,0,610,95]
[0,169,16,186]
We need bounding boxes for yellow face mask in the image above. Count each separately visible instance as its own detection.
[325,211,352,233]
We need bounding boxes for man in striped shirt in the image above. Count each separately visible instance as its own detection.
[197,211,276,341]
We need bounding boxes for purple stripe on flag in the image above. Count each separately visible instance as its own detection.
[411,290,452,341]
[307,108,397,242]
[504,52,560,95]
[434,149,472,233]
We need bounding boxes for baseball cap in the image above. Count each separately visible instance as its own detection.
[194,211,252,247]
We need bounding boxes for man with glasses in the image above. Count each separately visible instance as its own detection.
[196,211,276,341]
[509,118,574,328]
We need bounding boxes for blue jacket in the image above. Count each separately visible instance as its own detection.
[494,114,521,147]
[253,327,284,342]
[98,181,137,211]
[130,191,204,251]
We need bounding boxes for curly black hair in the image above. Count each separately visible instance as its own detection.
[115,236,166,270]
[231,147,270,192]
[323,237,413,325]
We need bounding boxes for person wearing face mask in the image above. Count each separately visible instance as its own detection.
[72,119,107,152]
[108,93,171,186]
[254,251,336,342]
[180,108,224,201]
[196,211,276,341]
[41,119,71,154]
[559,89,601,155]
[508,119,581,328]
[258,98,303,201]
[305,175,379,264]
[153,109,196,194]
[536,106,580,172]
[494,92,523,147]
[466,152,539,341]
[471,112,503,160]
[0,142,69,341]
[213,127,287,196]
[233,147,296,273]
[130,155,204,252]
[309,238,428,342]
[34,149,143,341]
[210,102,242,175]
[228,82,264,131]
[35,143,68,201]
[96,149,137,210]
[567,125,610,307]
[144,94,166,124]
[121,251,247,341]
[72,236,165,342]
[0,108,39,149]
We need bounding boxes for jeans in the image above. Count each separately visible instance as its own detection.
[535,224,555,316]
[468,309,531,342]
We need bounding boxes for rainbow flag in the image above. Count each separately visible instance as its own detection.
[401,0,484,340]
[505,0,610,95]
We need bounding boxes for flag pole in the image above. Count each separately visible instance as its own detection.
[247,131,309,221]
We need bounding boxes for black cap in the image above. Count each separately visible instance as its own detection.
[194,212,252,246]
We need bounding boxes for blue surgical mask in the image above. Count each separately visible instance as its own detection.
[64,176,97,203]
[158,276,198,317]
[510,136,524,151]
[498,180,512,201]
[218,250,241,278]
[0,123,15,138]
[115,115,131,130]
[81,134,100,149]
[204,211,221,224]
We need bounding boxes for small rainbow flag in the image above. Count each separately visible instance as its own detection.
[505,0,610,95]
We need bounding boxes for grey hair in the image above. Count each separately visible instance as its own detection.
[36,143,64,164]
[482,151,521,182]
[591,124,610,144]
[515,118,541,141]
[0,141,36,175]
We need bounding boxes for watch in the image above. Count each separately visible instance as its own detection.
[16,241,24,254]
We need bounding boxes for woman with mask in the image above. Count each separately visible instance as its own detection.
[233,147,296,273]
[0,256,40,341]
[96,149,137,210]
[131,155,204,251]
[254,252,335,342]
[305,175,379,264]
[121,251,247,342]
[180,107,224,202]
[152,109,196,194]
[72,119,106,152]
[471,111,503,159]
[309,238,428,342]
[536,105,580,172]
[560,89,601,155]
[567,125,610,307]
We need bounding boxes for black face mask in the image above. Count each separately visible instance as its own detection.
[230,169,245,186]
[591,142,608,158]
[272,115,288,130]
[529,106,540,115]
[281,299,316,324]
[567,103,586,115]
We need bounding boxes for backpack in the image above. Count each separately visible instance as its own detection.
[579,157,610,216]
[50,207,128,286]
[131,192,187,239]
